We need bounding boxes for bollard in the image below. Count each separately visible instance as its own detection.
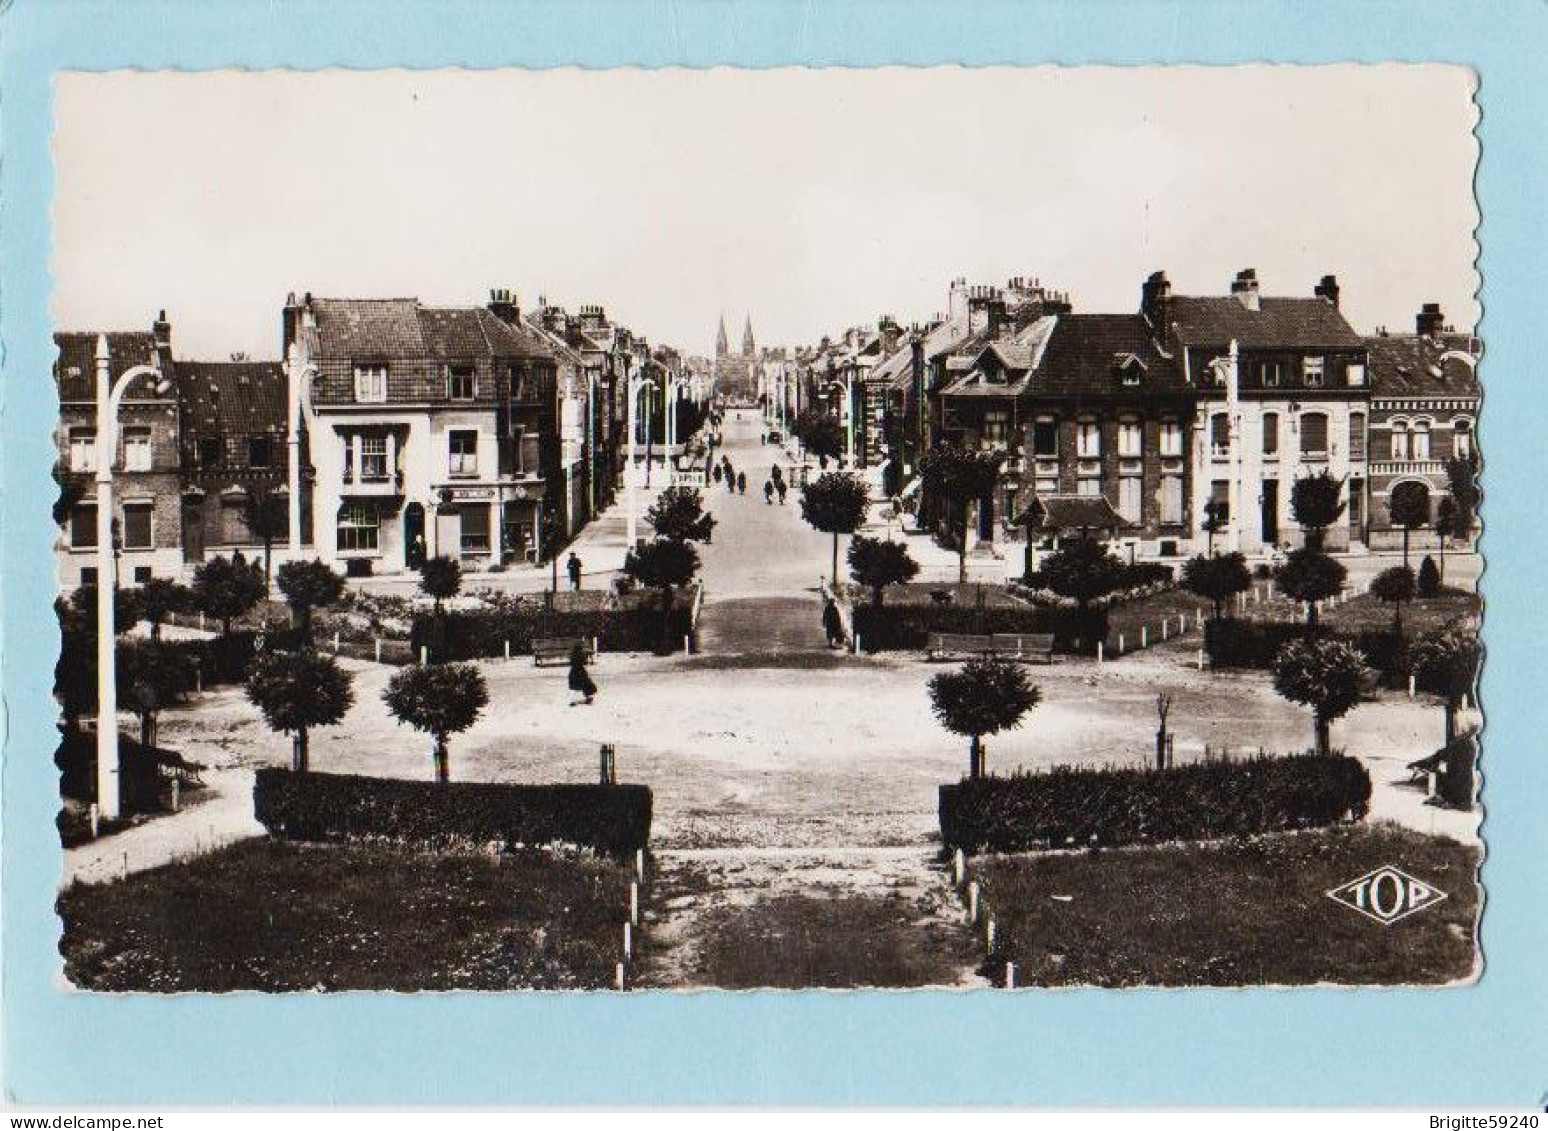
[171,778,180,813]
[1161,620,1169,642]
[630,881,640,927]
[1427,772,1438,798]
[986,918,997,953]
[1141,626,1148,649]
[636,848,646,881]
[683,634,691,655]
[420,646,428,666]
[623,921,633,960]
[615,962,626,991]
[89,803,100,839]
[1096,641,1104,664]
[593,635,600,655]
[375,637,383,663]
[1197,647,1205,671]
[954,848,966,887]
[967,881,980,924]
[1461,692,1471,711]
[1005,961,1017,990]
[1408,674,1416,700]
[854,634,862,655]
[333,630,341,654]
[1196,608,1204,629]
[1117,633,1125,654]
[504,639,511,660]
[199,611,206,631]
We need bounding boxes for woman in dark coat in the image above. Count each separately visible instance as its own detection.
[568,645,597,706]
[822,597,844,648]
[736,471,747,495]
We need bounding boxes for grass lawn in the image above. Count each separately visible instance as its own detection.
[687,891,980,989]
[1242,586,1479,636]
[860,581,1032,609]
[974,823,1478,987]
[59,838,632,991]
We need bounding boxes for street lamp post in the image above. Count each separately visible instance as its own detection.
[285,342,318,557]
[625,368,657,548]
[93,335,171,820]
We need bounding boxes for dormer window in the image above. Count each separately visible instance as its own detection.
[1258,360,1282,388]
[447,365,477,401]
[1112,353,1146,386]
[1346,362,1366,387]
[1302,356,1325,388]
[353,363,388,404]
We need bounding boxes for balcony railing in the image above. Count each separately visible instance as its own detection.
[1369,459,1446,476]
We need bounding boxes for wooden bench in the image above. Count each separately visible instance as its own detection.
[533,636,594,667]
[927,632,1056,662]
[150,749,207,787]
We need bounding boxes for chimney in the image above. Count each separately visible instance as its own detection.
[877,314,901,354]
[966,285,1007,337]
[151,309,171,350]
[1314,274,1341,308]
[1140,270,1172,327]
[947,276,970,323]
[487,287,520,325]
[578,304,607,334]
[1416,302,1445,338]
[1230,269,1260,311]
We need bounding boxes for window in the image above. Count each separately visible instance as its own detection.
[1034,469,1059,497]
[360,435,388,480]
[460,505,492,553]
[221,500,248,545]
[1303,356,1325,387]
[122,427,152,472]
[515,429,541,475]
[1390,423,1410,461]
[1210,412,1230,458]
[1118,469,1142,523]
[1076,420,1101,458]
[1159,420,1183,458]
[1349,412,1366,461]
[337,503,379,552]
[982,410,1009,448]
[197,436,223,469]
[1346,362,1366,387]
[1076,468,1101,497]
[70,503,97,549]
[133,566,153,585]
[1300,411,1329,457]
[80,567,99,588]
[510,366,537,403]
[1258,360,1282,388]
[1117,418,1142,458]
[1161,473,1184,525]
[69,427,97,473]
[1453,419,1474,461]
[1032,418,1058,458]
[448,366,477,401]
[247,436,273,469]
[353,364,388,404]
[448,430,478,476]
[122,503,152,549]
[1210,479,1230,524]
[1411,420,1431,461]
[1262,412,1279,457]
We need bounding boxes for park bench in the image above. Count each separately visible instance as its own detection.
[533,636,594,667]
[991,632,1057,663]
[150,748,206,787]
[927,632,1056,662]
[1405,748,1447,786]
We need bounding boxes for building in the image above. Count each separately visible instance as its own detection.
[1150,269,1372,554]
[284,291,559,575]
[53,319,183,589]
[713,313,760,399]
[1364,303,1481,550]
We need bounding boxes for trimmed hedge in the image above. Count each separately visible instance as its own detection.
[1204,619,1408,684]
[56,729,178,814]
[851,603,1110,655]
[254,768,652,858]
[166,631,260,686]
[939,753,1372,853]
[1432,734,1477,810]
[411,604,692,661]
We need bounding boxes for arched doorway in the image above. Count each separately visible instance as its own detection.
[403,502,426,567]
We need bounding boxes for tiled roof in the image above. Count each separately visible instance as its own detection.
[869,336,916,388]
[310,298,551,360]
[1012,491,1134,531]
[1366,333,1481,399]
[1168,296,1364,349]
[1031,314,1189,397]
[53,331,164,402]
[178,360,288,435]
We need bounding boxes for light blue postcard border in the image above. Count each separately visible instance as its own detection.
[4,0,1544,1107]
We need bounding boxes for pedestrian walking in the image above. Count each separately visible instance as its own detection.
[776,479,788,505]
[713,463,723,484]
[822,596,844,648]
[737,471,747,495]
[763,479,775,504]
[567,551,583,591]
[567,644,598,706]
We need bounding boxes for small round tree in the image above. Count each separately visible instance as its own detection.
[243,489,290,592]
[929,656,1041,779]
[1433,497,1459,584]
[1370,565,1416,636]
[1290,472,1347,550]
[245,648,355,772]
[622,536,702,650]
[138,577,193,642]
[1409,621,1482,743]
[1039,536,1125,610]
[1181,551,1251,621]
[1274,547,1347,629]
[116,640,195,748]
[276,559,346,645]
[1271,637,1370,756]
[918,446,1005,583]
[383,662,490,783]
[1416,554,1442,598]
[799,472,872,584]
[191,552,265,637]
[1200,499,1229,557]
[1388,480,1432,569]
[417,555,463,615]
[847,535,919,606]
[646,485,716,544]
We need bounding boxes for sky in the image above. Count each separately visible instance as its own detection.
[51,66,1479,361]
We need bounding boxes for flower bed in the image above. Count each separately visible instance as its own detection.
[939,752,1371,853]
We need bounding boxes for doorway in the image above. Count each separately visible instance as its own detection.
[1260,479,1278,547]
[403,502,426,567]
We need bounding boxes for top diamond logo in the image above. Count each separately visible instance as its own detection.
[1326,865,1449,925]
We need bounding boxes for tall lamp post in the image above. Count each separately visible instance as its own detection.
[93,335,172,820]
[625,368,657,547]
[285,341,318,557]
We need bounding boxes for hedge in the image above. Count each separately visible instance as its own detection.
[939,753,1371,853]
[1431,734,1477,810]
[410,603,692,661]
[254,768,652,857]
[1204,619,1408,685]
[851,603,1110,655]
[56,728,179,815]
[165,631,260,685]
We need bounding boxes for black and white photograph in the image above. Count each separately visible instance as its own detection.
[49,65,1483,992]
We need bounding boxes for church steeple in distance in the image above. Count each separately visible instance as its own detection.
[741,315,756,357]
[715,314,730,358]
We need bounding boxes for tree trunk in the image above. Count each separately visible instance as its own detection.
[293,728,309,773]
[873,585,884,608]
[1155,728,1168,771]
[1394,600,1403,637]
[1307,600,1319,631]
[1402,526,1411,570]
[434,736,449,784]
[263,540,273,593]
[1314,715,1331,757]
[831,531,840,585]
[1438,535,1447,583]
[1444,701,1458,745]
[958,499,969,584]
[139,712,152,749]
[969,734,983,779]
